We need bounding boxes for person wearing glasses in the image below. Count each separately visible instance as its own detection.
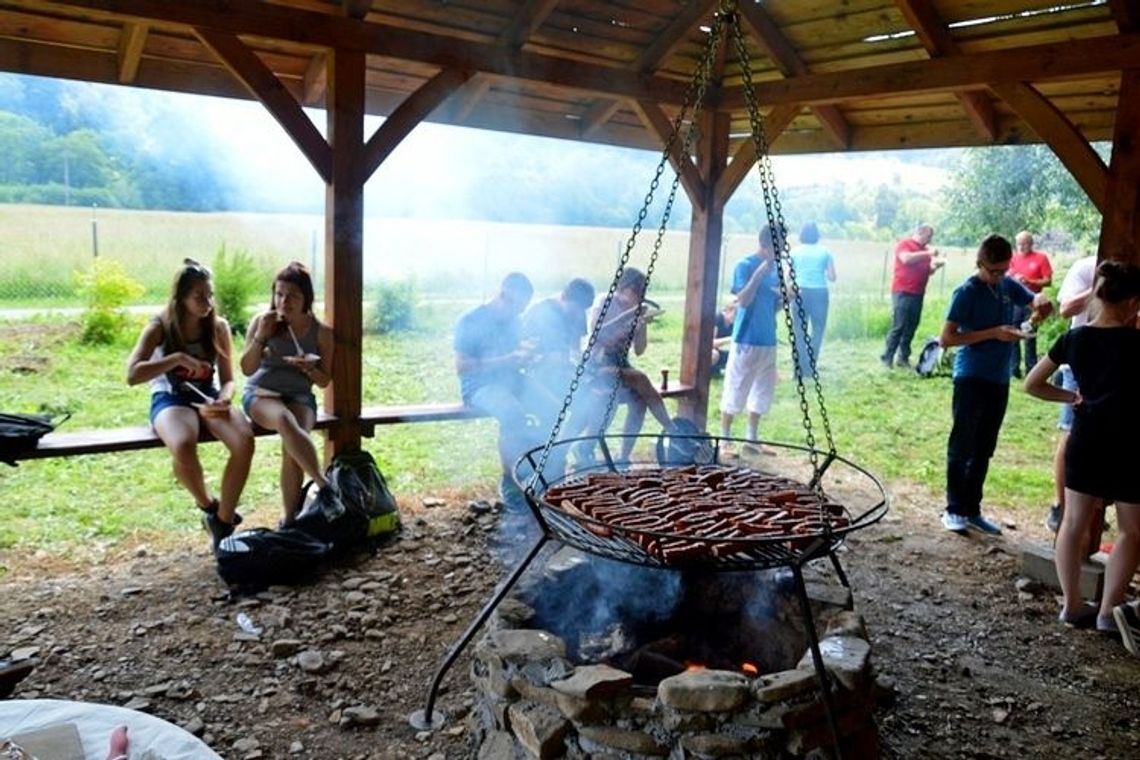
[938,234,1052,536]
[127,259,255,548]
[242,262,335,527]
[881,223,945,369]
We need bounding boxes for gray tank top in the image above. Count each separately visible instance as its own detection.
[246,318,321,396]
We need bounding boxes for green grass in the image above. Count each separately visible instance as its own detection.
[0,290,1066,570]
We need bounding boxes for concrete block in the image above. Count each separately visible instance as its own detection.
[1020,543,1103,600]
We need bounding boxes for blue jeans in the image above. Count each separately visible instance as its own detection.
[946,378,1009,518]
[467,379,561,479]
[882,292,925,365]
[792,288,829,377]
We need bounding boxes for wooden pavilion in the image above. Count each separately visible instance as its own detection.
[1,0,1138,455]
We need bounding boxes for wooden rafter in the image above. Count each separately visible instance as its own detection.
[194,28,332,183]
[713,104,801,207]
[735,2,850,149]
[302,52,328,107]
[631,100,705,209]
[27,0,692,106]
[634,0,718,73]
[893,0,997,141]
[362,68,472,181]
[497,0,560,50]
[721,32,1140,109]
[440,73,492,123]
[579,99,622,138]
[116,21,147,84]
[990,82,1108,213]
[1109,0,1138,32]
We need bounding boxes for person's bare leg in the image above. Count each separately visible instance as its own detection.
[153,407,211,509]
[1099,502,1140,618]
[203,410,254,523]
[106,725,129,760]
[1056,488,1098,617]
[280,450,304,523]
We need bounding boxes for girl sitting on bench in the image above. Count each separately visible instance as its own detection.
[127,259,255,547]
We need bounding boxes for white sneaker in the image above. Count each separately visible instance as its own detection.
[941,511,968,533]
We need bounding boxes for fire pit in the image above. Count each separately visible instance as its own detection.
[468,549,882,758]
[410,433,887,760]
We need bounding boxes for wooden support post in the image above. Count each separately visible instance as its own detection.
[678,110,729,429]
[324,48,366,456]
[1098,69,1140,263]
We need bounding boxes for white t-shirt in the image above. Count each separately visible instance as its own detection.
[1057,256,1096,328]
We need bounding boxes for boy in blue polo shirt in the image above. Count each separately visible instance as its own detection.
[938,234,1052,534]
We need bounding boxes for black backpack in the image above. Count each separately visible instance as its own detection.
[293,450,401,555]
[915,337,951,378]
[215,527,331,593]
[0,412,68,466]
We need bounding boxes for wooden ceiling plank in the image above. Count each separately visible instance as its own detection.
[194,27,332,183]
[735,2,851,148]
[894,0,998,141]
[633,0,717,72]
[714,103,800,206]
[362,66,473,180]
[579,97,622,137]
[302,52,328,106]
[990,81,1108,213]
[721,32,1140,108]
[27,0,693,105]
[631,99,706,209]
[498,0,561,50]
[116,20,147,83]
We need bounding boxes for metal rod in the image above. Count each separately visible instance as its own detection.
[411,534,548,730]
[792,564,844,760]
[828,550,851,589]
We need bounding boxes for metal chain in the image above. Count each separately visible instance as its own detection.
[528,10,728,486]
[728,13,836,476]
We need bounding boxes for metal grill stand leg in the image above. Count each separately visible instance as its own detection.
[792,565,844,760]
[408,535,548,730]
[828,550,850,589]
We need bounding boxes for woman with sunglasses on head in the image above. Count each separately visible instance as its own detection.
[938,234,1052,537]
[127,259,255,548]
[241,262,334,527]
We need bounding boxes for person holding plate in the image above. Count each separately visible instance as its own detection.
[127,258,255,547]
[241,261,335,526]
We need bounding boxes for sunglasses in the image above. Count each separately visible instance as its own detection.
[980,264,1009,276]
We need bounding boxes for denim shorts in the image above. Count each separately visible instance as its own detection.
[1056,365,1078,431]
[150,389,215,426]
[241,387,317,417]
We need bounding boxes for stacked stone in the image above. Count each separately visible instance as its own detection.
[469,600,884,759]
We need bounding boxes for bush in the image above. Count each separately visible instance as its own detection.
[74,258,144,344]
[371,280,417,335]
[212,245,267,335]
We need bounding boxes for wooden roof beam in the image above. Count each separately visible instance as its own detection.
[438,73,493,123]
[713,104,801,207]
[721,32,1140,108]
[735,2,850,149]
[579,98,622,138]
[631,100,706,209]
[116,21,147,84]
[342,1,372,20]
[194,28,332,183]
[893,0,997,141]
[497,0,561,50]
[1110,0,1138,32]
[634,0,718,73]
[39,0,692,106]
[302,52,328,107]
[362,68,473,181]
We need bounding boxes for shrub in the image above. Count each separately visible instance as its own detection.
[74,258,144,344]
[371,280,417,335]
[212,244,267,335]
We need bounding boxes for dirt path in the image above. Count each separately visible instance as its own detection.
[2,483,1138,759]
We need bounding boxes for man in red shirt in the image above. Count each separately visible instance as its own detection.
[881,224,945,368]
[1008,230,1053,377]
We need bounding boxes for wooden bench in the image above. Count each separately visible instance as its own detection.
[15,385,695,462]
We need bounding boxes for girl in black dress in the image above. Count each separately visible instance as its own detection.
[1025,260,1140,643]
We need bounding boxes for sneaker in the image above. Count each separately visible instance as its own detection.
[941,511,968,533]
[1058,603,1098,629]
[966,513,1003,535]
[199,498,242,527]
[880,356,893,369]
[896,359,911,370]
[201,511,235,548]
[1113,603,1140,657]
[1046,504,1063,533]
